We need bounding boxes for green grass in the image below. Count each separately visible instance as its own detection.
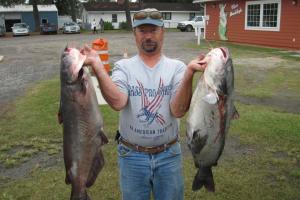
[0,77,299,199]
[0,42,300,199]
[187,40,300,60]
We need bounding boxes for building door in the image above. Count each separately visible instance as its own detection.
[4,13,21,32]
[5,19,21,32]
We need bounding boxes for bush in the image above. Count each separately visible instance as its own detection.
[119,22,131,30]
[104,21,114,30]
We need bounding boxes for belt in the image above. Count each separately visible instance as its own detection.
[119,137,178,154]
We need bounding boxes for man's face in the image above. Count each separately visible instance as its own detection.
[134,24,164,55]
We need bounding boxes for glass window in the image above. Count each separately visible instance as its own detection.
[41,18,48,24]
[162,12,171,20]
[263,3,278,27]
[245,0,280,31]
[112,14,117,23]
[189,13,196,20]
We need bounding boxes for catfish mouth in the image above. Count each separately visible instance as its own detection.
[66,66,85,85]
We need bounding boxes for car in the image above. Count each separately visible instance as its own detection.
[0,24,5,36]
[63,22,80,34]
[177,16,205,32]
[40,23,58,34]
[12,23,30,36]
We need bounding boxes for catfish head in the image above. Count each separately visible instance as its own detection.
[201,47,230,104]
[60,47,87,85]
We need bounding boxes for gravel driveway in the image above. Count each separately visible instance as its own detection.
[0,31,299,114]
[0,32,199,109]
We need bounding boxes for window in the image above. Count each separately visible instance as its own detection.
[245,0,281,31]
[195,16,203,22]
[41,18,48,24]
[189,13,196,20]
[162,12,171,20]
[112,14,117,23]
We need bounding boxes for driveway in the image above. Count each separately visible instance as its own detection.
[0,32,198,108]
[0,31,299,114]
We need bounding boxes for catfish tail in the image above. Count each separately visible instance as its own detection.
[70,187,91,200]
[192,167,215,192]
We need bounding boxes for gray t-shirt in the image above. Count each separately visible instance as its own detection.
[112,55,186,146]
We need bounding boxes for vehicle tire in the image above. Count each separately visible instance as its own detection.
[186,25,193,32]
[180,29,185,32]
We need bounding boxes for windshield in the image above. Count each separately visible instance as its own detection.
[190,16,202,22]
[14,24,27,28]
[65,22,76,26]
[189,16,196,21]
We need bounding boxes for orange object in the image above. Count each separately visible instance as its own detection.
[92,38,110,73]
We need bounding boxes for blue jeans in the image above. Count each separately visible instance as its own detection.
[117,142,184,200]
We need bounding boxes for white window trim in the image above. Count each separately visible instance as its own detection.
[245,0,281,32]
[162,12,172,20]
[112,14,118,23]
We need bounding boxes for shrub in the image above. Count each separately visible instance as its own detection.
[119,22,131,30]
[104,21,114,30]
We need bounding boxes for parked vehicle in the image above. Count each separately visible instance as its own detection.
[63,22,80,34]
[177,16,205,32]
[0,24,5,36]
[12,23,30,36]
[40,23,58,34]
[58,15,72,30]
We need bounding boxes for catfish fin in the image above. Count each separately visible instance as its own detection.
[71,188,91,200]
[58,100,63,124]
[86,149,105,188]
[99,129,109,145]
[65,169,72,185]
[231,105,240,120]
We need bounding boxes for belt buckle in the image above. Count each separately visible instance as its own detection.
[163,143,167,152]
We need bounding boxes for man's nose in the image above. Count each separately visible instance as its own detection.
[144,32,153,38]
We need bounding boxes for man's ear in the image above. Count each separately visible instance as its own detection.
[133,27,136,35]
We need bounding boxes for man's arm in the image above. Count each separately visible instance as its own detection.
[170,58,206,118]
[81,46,128,111]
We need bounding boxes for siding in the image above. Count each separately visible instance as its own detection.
[21,12,35,32]
[39,12,58,25]
[205,0,300,50]
[20,11,57,32]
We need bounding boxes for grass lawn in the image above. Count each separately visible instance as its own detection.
[0,43,300,199]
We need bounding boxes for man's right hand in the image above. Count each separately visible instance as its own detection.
[80,45,104,72]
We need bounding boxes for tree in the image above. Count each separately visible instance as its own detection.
[123,0,132,29]
[54,0,79,22]
[116,0,132,29]
[0,0,24,7]
[31,0,40,32]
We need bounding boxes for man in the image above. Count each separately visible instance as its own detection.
[91,19,97,34]
[99,18,104,33]
[81,8,206,200]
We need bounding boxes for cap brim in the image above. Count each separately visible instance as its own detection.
[133,18,164,28]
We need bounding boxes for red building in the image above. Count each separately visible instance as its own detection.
[194,0,300,50]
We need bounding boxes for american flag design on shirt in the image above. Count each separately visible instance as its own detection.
[136,78,166,126]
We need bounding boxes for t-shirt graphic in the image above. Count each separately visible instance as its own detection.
[136,78,165,126]
[112,55,186,146]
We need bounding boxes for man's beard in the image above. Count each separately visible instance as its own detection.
[141,39,158,53]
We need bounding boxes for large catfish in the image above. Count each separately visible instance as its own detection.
[58,47,108,200]
[186,47,238,192]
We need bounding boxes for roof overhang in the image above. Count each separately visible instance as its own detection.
[0,4,58,12]
[193,0,220,3]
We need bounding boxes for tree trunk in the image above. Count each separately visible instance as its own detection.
[32,0,40,32]
[70,0,76,22]
[124,0,132,29]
